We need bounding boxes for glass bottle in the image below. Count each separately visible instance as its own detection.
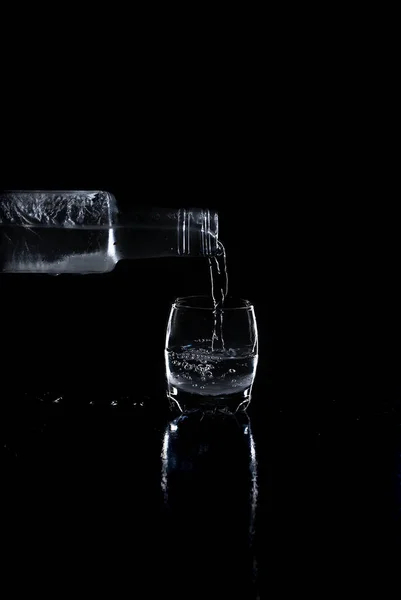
[0,190,219,274]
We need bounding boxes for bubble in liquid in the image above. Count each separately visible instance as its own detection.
[206,372,213,378]
[184,363,192,370]
[229,368,236,373]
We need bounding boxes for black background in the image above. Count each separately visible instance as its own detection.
[1,87,400,598]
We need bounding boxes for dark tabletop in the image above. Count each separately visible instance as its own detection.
[1,388,400,599]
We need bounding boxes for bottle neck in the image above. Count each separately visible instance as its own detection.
[176,208,219,256]
[115,208,219,260]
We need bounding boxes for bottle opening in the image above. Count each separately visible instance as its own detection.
[177,209,219,256]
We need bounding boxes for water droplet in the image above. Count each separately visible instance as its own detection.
[111,400,117,406]
[229,368,236,374]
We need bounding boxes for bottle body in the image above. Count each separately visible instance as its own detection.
[0,191,219,274]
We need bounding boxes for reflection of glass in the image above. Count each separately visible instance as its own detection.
[165,296,258,413]
[160,411,258,596]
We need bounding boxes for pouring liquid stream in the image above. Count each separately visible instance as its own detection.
[209,241,228,351]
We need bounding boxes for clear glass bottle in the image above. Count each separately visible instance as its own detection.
[0,190,219,274]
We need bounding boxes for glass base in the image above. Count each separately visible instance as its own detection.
[166,385,252,414]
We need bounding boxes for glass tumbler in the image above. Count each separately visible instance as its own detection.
[165,296,258,413]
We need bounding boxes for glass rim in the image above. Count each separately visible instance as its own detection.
[172,295,254,311]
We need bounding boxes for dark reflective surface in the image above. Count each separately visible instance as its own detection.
[1,392,401,598]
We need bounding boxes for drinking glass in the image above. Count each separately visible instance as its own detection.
[165,296,258,413]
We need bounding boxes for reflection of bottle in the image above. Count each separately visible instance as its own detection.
[160,411,259,598]
[0,191,219,273]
